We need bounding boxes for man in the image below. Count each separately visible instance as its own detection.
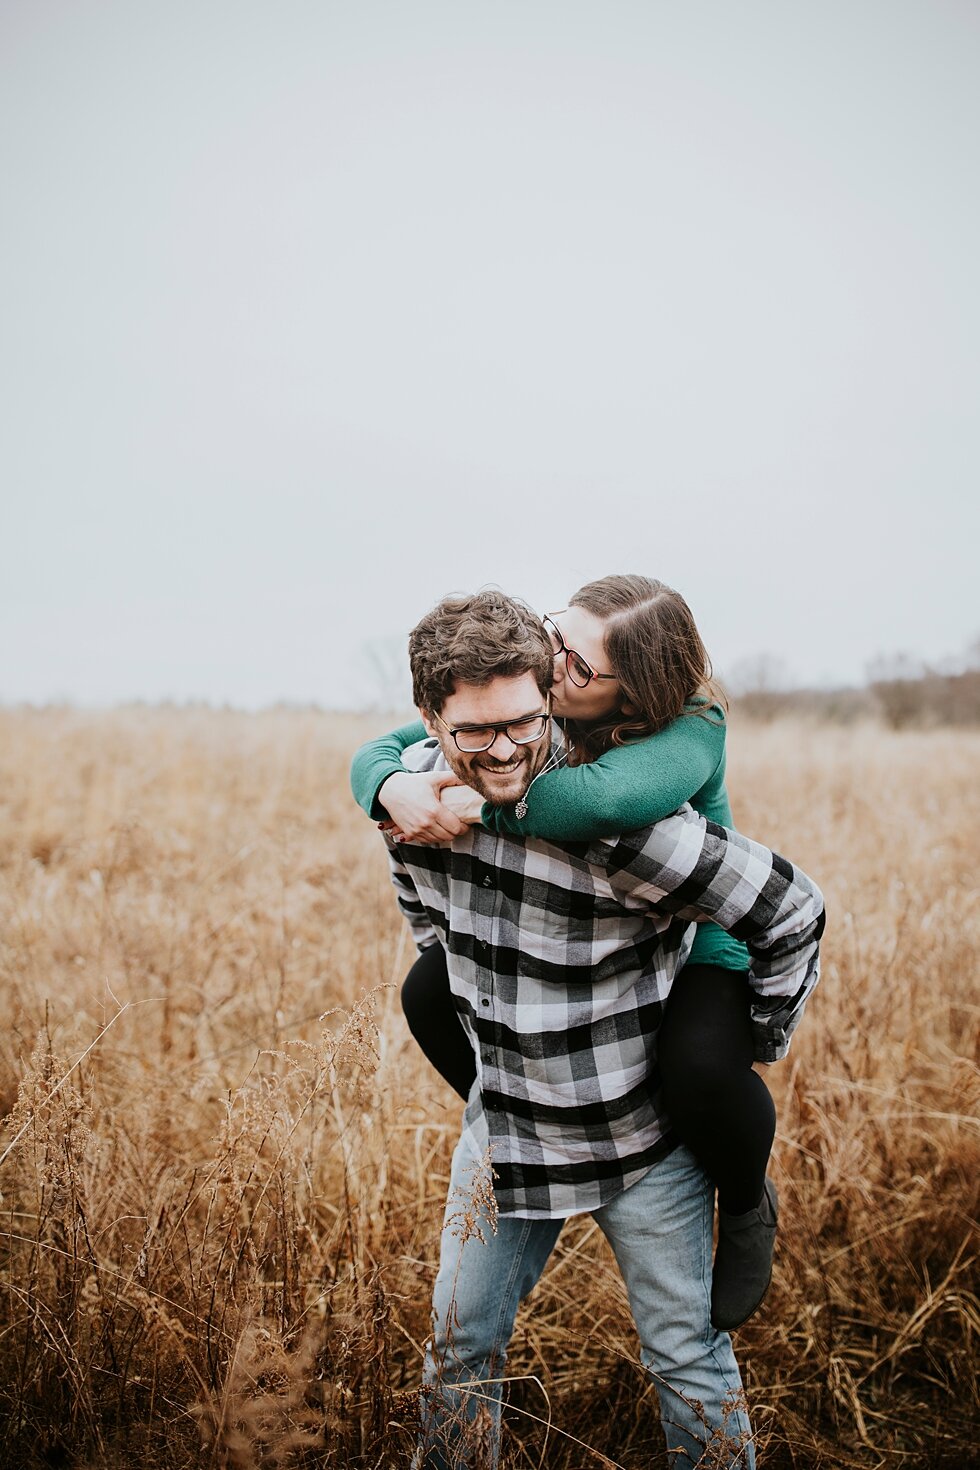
[381,590,824,1469]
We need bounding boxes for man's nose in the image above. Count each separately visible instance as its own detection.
[487,729,519,758]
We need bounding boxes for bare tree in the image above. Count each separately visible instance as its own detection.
[352,636,414,713]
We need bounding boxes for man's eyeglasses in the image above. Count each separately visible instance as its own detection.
[544,614,618,689]
[432,705,551,754]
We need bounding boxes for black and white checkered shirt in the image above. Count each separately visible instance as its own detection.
[386,737,825,1219]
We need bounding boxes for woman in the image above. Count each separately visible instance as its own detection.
[350,575,779,1330]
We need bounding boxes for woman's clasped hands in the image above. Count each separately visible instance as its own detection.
[377,770,484,844]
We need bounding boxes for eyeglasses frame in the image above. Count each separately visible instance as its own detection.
[543,613,618,688]
[431,696,553,754]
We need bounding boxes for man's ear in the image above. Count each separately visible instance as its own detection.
[420,708,439,738]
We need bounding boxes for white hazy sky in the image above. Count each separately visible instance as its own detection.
[2,1,978,708]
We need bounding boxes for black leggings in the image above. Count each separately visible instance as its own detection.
[401,946,774,1216]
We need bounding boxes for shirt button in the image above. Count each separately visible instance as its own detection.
[481,998,490,1007]
[482,877,492,888]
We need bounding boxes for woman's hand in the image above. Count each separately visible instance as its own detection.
[378,769,468,844]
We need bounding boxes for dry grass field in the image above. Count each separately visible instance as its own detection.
[0,707,976,1469]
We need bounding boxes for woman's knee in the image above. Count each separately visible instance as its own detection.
[401,943,449,1027]
[659,1029,746,1111]
[400,967,427,1028]
[659,966,755,1100]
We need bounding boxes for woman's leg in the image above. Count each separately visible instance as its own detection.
[658,963,778,1330]
[402,942,477,1101]
[658,964,774,1214]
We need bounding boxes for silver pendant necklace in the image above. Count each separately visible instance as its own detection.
[515,743,567,819]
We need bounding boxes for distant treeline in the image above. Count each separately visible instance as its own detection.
[730,667,980,728]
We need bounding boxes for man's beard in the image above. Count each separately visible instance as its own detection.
[446,738,551,806]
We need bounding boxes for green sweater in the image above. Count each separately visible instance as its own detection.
[350,708,749,973]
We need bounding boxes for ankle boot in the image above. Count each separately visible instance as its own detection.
[711,1178,778,1331]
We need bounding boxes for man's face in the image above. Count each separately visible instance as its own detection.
[422,673,553,806]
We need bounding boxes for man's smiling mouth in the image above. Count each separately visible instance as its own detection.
[478,757,523,776]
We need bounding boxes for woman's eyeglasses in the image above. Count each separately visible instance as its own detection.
[544,614,618,689]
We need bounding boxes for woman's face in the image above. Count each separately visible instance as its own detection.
[546,605,626,721]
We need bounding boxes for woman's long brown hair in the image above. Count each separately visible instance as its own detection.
[564,574,726,762]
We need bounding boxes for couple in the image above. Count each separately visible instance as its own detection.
[350,576,825,1469]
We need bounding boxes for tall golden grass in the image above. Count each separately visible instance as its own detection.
[0,707,976,1469]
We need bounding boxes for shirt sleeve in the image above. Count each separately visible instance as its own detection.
[606,814,826,1063]
[482,710,727,840]
[384,838,439,952]
[350,719,427,820]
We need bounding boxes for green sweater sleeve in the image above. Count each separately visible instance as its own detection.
[349,719,427,821]
[483,711,728,840]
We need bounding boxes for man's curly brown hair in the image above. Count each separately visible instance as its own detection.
[409,590,554,714]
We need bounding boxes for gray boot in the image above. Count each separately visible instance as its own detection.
[711,1178,778,1331]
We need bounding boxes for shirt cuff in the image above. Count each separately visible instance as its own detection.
[752,1025,789,1064]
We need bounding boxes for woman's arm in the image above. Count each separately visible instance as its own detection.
[483,710,728,841]
[350,719,472,843]
[351,709,730,845]
[350,720,426,819]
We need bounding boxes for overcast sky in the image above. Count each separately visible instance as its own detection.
[2,1,978,708]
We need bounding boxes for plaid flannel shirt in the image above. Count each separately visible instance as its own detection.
[386,736,825,1219]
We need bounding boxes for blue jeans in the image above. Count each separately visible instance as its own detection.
[417,1132,754,1469]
